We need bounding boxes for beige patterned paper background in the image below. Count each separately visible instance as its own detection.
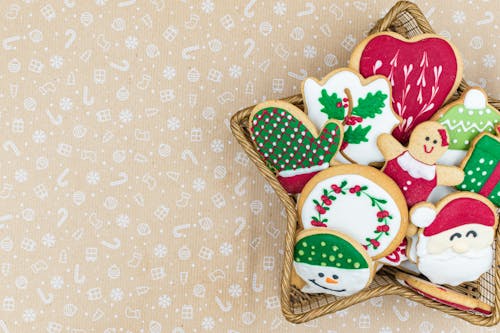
[0,0,499,332]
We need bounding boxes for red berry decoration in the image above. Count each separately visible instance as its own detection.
[321,195,332,205]
[370,239,380,248]
[377,210,390,218]
[349,185,361,193]
[330,184,341,193]
[376,225,390,233]
[315,205,326,214]
[311,220,327,227]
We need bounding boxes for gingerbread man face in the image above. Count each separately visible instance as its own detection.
[407,122,449,164]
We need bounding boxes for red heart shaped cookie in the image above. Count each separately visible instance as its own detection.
[350,32,462,144]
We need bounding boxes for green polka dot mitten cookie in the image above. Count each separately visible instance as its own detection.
[249,100,343,194]
[432,87,500,166]
[292,229,374,296]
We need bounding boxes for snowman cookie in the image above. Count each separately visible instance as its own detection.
[302,68,401,165]
[458,132,500,206]
[410,192,498,286]
[432,87,500,166]
[396,271,492,315]
[249,100,343,194]
[378,121,464,207]
[298,164,408,260]
[293,228,374,296]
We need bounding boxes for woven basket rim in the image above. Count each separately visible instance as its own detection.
[230,0,500,326]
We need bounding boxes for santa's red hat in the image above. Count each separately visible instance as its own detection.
[421,198,495,237]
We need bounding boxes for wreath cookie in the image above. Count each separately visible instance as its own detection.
[249,100,343,194]
[298,164,408,260]
[292,229,375,297]
[302,68,401,165]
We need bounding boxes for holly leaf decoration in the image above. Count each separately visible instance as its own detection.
[352,91,387,119]
[319,89,344,120]
[344,125,372,144]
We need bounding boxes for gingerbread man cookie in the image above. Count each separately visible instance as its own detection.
[292,229,375,296]
[249,101,343,194]
[410,192,498,286]
[432,87,500,166]
[378,121,464,207]
[302,68,401,165]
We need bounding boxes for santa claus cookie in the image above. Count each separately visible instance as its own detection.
[350,32,463,144]
[292,229,375,296]
[396,271,492,315]
[378,121,464,207]
[410,192,498,286]
[458,132,500,206]
[298,164,408,260]
[249,100,343,194]
[432,87,500,166]
[302,68,401,165]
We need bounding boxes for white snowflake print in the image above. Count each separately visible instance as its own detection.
[49,55,64,69]
[41,233,56,247]
[163,66,176,80]
[125,36,138,49]
[228,65,242,78]
[50,276,64,289]
[86,171,100,185]
[119,109,133,123]
[219,242,232,256]
[201,316,215,330]
[154,243,168,258]
[167,117,181,131]
[14,169,28,183]
[32,130,47,144]
[95,0,107,5]
[192,178,206,192]
[158,294,171,308]
[228,284,242,297]
[210,139,224,153]
[303,45,317,58]
[273,2,287,15]
[116,214,130,228]
[201,0,215,14]
[110,288,124,302]
[22,309,36,322]
[59,97,73,111]
[483,54,496,68]
[452,10,466,24]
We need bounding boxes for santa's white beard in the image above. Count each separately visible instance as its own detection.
[417,237,493,286]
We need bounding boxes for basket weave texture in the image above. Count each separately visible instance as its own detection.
[230,0,500,326]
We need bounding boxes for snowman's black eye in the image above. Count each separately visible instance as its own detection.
[332,274,338,280]
[425,136,430,141]
[318,272,324,277]
[433,139,437,144]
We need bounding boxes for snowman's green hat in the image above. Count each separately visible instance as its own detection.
[294,233,368,269]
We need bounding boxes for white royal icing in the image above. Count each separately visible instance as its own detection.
[278,163,329,177]
[410,206,436,228]
[294,261,371,296]
[463,88,487,110]
[300,174,402,258]
[303,70,400,165]
[397,151,436,181]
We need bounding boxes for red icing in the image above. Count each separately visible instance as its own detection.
[277,170,321,194]
[423,197,496,236]
[479,162,500,197]
[383,154,437,207]
[383,238,407,264]
[357,35,459,144]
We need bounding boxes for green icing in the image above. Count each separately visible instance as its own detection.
[319,89,344,120]
[251,107,342,173]
[344,124,371,144]
[458,134,500,206]
[437,104,500,150]
[294,233,368,269]
[351,91,387,119]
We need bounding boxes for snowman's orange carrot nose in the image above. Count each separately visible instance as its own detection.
[325,277,338,284]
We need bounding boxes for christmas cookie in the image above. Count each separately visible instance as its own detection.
[432,87,500,166]
[297,164,408,260]
[396,271,492,315]
[458,132,500,206]
[302,68,401,165]
[249,101,343,194]
[410,192,498,286]
[378,121,464,207]
[292,228,374,296]
[377,237,408,267]
[350,32,463,144]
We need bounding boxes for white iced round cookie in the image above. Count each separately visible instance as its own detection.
[302,68,400,165]
[293,230,374,296]
[298,165,408,260]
